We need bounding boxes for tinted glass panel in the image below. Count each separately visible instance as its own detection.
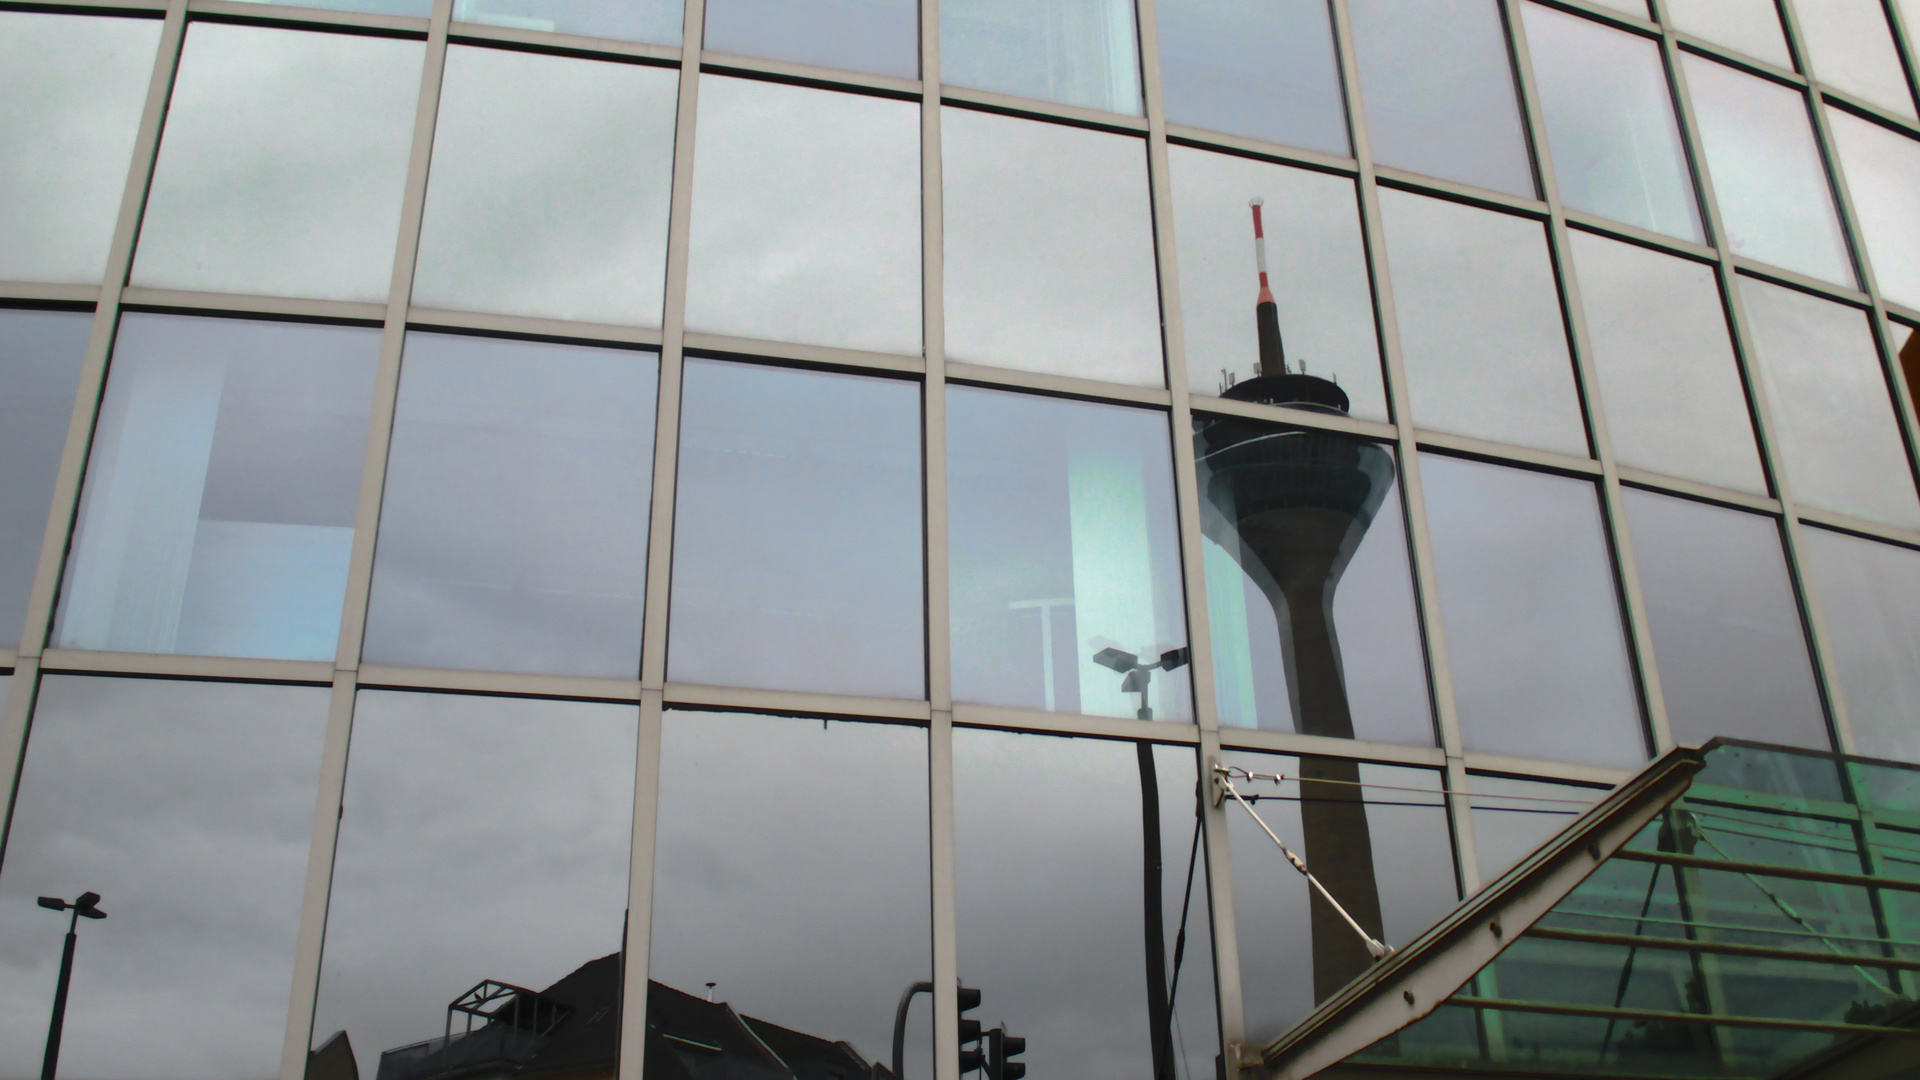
[1569,230,1765,492]
[1829,107,1920,311]
[651,713,930,1080]
[1796,0,1915,118]
[56,315,379,661]
[1683,55,1854,286]
[1197,422,1431,745]
[1623,489,1826,748]
[1665,0,1791,66]
[1155,0,1347,155]
[313,691,637,1079]
[704,0,916,77]
[948,388,1189,721]
[1739,276,1920,529]
[1349,0,1534,197]
[941,0,1142,114]
[132,24,423,303]
[1421,454,1645,768]
[1802,527,1920,762]
[954,731,1216,1080]
[1171,147,1384,419]
[1380,191,1586,455]
[687,77,921,355]
[1467,774,1602,881]
[1523,4,1701,241]
[0,676,326,1079]
[0,310,90,647]
[668,360,923,698]
[1222,754,1456,1037]
[943,108,1162,386]
[453,0,681,42]
[363,334,657,677]
[0,13,159,283]
[412,46,677,326]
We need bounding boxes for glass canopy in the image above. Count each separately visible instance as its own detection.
[1256,740,1920,1079]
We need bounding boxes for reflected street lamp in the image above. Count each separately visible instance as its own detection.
[36,892,106,1080]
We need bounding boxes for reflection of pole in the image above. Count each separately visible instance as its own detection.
[892,981,932,1080]
[37,892,105,1080]
[1137,745,1174,1080]
[1009,598,1073,711]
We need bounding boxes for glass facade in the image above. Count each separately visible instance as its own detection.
[4,0,1920,1075]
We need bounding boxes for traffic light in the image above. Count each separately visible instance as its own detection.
[985,1028,1026,1080]
[957,986,985,1074]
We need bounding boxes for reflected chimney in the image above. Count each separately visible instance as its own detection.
[1194,199,1392,1002]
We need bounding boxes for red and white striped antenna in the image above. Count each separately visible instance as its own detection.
[1250,196,1287,377]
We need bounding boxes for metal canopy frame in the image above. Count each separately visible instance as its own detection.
[0,0,1917,1079]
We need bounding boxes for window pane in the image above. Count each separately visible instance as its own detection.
[1738,276,1920,529]
[704,0,916,77]
[954,731,1216,1080]
[687,77,921,355]
[1349,0,1535,197]
[412,47,676,326]
[55,315,379,660]
[453,0,681,42]
[1197,421,1432,744]
[1380,191,1586,455]
[668,359,923,698]
[0,310,90,647]
[1155,0,1347,154]
[948,388,1189,721]
[1421,455,1646,768]
[1222,755,1456,1037]
[1467,774,1602,881]
[1828,107,1920,311]
[941,0,1142,114]
[1623,489,1827,748]
[0,676,327,1079]
[1170,146,1384,418]
[363,334,657,677]
[1796,0,1916,118]
[132,24,423,303]
[1802,527,1920,762]
[651,712,930,1080]
[0,13,160,283]
[1523,4,1702,241]
[1570,230,1765,492]
[313,691,637,1080]
[1683,55,1854,286]
[1665,0,1792,66]
[943,108,1162,386]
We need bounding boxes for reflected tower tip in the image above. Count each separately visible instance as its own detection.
[1250,197,1285,376]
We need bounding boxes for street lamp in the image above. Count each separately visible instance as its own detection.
[36,892,105,1080]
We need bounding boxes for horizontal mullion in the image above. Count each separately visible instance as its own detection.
[699,50,920,98]
[1190,393,1397,441]
[1527,925,1920,969]
[1215,725,1447,768]
[664,681,933,721]
[1163,125,1360,176]
[1818,86,1920,140]
[683,331,925,376]
[185,0,426,35]
[1725,258,1872,308]
[356,663,644,701]
[1445,995,1918,1037]
[939,84,1149,134]
[1796,507,1920,550]
[1616,467,1783,514]
[0,282,102,306]
[1613,847,1920,893]
[1414,431,1602,477]
[951,702,1199,743]
[944,361,1172,407]
[1672,35,1807,88]
[119,286,385,323]
[1373,167,1550,219]
[447,21,679,63]
[1562,211,1719,264]
[1463,752,1632,787]
[409,307,664,347]
[37,648,334,683]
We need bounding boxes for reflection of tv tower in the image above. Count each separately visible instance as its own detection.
[1195,197,1393,1002]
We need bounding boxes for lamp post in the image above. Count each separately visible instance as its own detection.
[36,891,105,1080]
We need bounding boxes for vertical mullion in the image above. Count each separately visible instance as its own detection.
[639,0,708,692]
[1883,0,1920,120]
[1325,0,1482,893]
[334,0,454,670]
[1131,0,1249,1059]
[921,1,961,1078]
[1655,0,1863,755]
[628,3,706,1076]
[1500,0,1676,755]
[277,675,358,1080]
[618,691,666,1080]
[284,3,453,1072]
[14,0,189,659]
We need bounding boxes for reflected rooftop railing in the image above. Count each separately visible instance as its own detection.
[1261,740,1920,1080]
